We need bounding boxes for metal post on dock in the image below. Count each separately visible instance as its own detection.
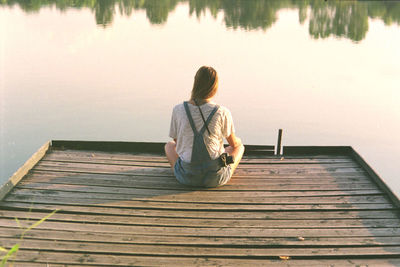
[276,129,283,155]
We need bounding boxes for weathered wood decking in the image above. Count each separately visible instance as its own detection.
[1,141,400,266]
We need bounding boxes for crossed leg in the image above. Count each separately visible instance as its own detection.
[165,140,245,175]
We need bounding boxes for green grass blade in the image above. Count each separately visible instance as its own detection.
[1,244,19,266]
[8,244,19,255]
[15,218,21,229]
[1,209,58,266]
[23,209,58,235]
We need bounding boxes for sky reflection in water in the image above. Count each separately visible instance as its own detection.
[1,0,400,193]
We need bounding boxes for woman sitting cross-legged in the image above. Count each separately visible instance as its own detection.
[165,66,244,187]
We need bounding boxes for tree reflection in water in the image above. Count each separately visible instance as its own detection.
[2,0,400,42]
[308,1,369,42]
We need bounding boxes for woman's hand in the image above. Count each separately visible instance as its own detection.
[225,133,244,175]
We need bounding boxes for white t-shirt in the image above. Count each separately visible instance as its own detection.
[169,101,235,163]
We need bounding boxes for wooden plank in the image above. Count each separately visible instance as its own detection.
[29,168,370,179]
[27,167,371,181]
[283,146,352,155]
[4,216,398,229]
[3,238,400,257]
[3,227,400,247]
[2,210,399,228]
[3,195,395,210]
[244,150,275,156]
[20,172,373,186]
[13,179,381,192]
[2,202,397,219]
[41,151,357,167]
[16,173,378,191]
[29,166,367,179]
[0,141,50,201]
[350,147,400,208]
[52,140,274,155]
[16,183,383,197]
[48,149,352,160]
[45,152,354,164]
[8,189,389,204]
[6,218,400,237]
[31,166,366,177]
[250,155,351,159]
[41,158,171,167]
[241,158,354,164]
[48,149,168,162]
[39,158,360,169]
[34,161,366,174]
[51,140,166,153]
[8,251,400,267]
[52,140,276,155]
[241,144,275,150]
[25,168,371,181]
[8,263,70,267]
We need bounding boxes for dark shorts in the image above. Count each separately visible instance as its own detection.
[174,157,232,188]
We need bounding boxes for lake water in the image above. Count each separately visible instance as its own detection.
[1,1,400,193]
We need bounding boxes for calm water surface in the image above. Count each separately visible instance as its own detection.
[1,1,400,193]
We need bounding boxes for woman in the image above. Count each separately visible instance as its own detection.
[165,66,244,187]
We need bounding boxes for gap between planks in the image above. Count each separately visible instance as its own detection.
[3,227,400,247]
[2,202,399,219]
[3,238,400,258]
[9,250,400,267]
[1,210,399,228]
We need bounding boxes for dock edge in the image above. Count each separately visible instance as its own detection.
[0,141,51,201]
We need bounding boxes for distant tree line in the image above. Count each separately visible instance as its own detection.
[2,0,399,42]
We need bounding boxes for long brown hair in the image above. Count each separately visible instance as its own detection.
[191,66,218,102]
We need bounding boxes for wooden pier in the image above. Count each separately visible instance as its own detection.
[1,140,400,266]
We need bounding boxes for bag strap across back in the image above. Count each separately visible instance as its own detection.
[183,101,219,136]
